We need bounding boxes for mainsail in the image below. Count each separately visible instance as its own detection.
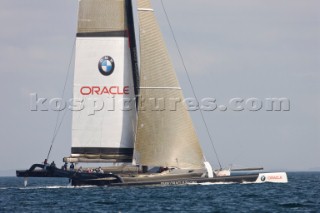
[66,0,138,163]
[134,0,205,169]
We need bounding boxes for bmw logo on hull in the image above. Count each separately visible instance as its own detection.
[98,56,115,76]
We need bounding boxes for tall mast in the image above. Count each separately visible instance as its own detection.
[126,0,140,104]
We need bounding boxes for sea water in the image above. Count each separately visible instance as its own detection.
[0,172,319,212]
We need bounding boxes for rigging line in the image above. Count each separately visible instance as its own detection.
[160,0,222,169]
[46,39,76,160]
[47,109,69,160]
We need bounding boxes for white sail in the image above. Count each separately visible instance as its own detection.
[134,0,205,169]
[67,0,137,163]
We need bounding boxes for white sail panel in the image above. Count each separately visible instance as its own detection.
[71,37,136,162]
[68,0,136,163]
[134,0,204,169]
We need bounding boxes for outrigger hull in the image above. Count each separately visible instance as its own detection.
[16,164,124,185]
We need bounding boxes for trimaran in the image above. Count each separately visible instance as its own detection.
[17,0,288,186]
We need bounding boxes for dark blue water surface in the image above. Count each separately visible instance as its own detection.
[0,172,319,212]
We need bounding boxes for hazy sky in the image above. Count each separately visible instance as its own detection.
[0,0,319,176]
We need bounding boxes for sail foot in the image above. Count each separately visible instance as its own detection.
[63,156,132,163]
[65,147,134,163]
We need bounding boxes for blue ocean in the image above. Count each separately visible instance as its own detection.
[0,172,319,212]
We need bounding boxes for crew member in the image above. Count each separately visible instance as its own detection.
[70,163,75,171]
[63,162,68,170]
[50,161,56,168]
[43,159,49,170]
[98,167,104,174]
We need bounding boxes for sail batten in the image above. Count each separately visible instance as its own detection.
[134,0,204,169]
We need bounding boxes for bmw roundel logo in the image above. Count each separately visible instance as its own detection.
[98,56,115,76]
[261,175,266,182]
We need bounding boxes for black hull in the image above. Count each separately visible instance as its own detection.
[16,164,123,185]
[17,164,260,187]
[71,174,259,187]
